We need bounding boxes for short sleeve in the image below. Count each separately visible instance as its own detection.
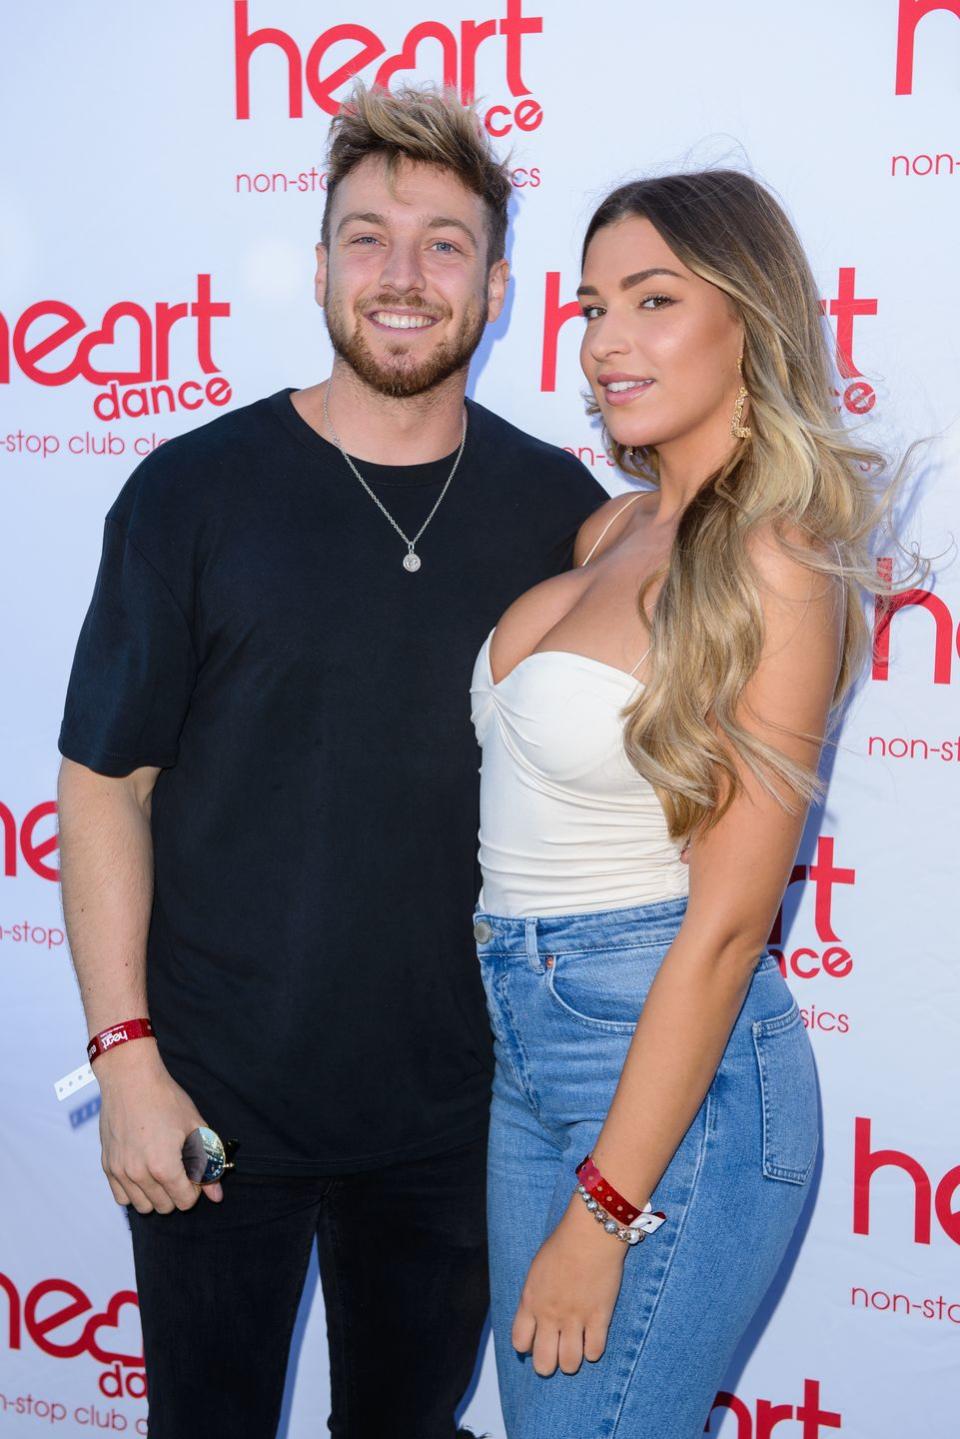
[58,517,198,777]
[550,454,608,573]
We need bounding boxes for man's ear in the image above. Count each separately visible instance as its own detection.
[314,241,328,307]
[486,258,510,324]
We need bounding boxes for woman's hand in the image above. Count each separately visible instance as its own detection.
[512,1193,630,1376]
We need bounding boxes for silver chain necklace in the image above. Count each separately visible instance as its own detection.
[322,384,468,573]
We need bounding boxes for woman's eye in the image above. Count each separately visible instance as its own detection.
[581,295,672,320]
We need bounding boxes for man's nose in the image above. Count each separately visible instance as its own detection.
[377,239,427,296]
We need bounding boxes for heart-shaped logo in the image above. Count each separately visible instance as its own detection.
[77,302,152,385]
[82,1290,144,1367]
[374,22,459,92]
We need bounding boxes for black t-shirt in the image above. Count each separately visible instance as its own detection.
[59,388,606,1174]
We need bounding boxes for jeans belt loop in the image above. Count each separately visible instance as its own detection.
[524,917,541,971]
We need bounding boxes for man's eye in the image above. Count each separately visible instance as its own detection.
[432,240,459,254]
[350,235,381,245]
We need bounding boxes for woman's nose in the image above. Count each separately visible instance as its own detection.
[587,311,630,361]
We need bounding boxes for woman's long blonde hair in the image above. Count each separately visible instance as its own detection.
[582,170,915,838]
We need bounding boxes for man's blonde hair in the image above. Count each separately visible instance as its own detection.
[321,83,511,263]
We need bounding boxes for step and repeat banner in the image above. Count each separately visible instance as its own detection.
[1,2,957,1434]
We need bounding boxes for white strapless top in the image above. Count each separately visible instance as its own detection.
[471,629,689,918]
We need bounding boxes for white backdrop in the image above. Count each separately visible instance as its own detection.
[2,2,958,1434]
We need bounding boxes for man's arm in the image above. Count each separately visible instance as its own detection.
[58,758,221,1214]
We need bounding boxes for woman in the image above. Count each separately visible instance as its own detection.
[470,170,893,1438]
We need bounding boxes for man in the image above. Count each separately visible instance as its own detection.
[57,83,605,1439]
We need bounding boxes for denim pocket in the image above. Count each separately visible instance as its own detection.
[544,943,666,1032]
[752,1001,819,1184]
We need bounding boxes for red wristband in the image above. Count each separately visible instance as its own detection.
[87,1018,156,1065]
[575,1155,643,1226]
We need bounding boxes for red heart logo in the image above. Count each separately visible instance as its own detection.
[77,302,153,385]
[374,22,458,91]
[82,1290,144,1367]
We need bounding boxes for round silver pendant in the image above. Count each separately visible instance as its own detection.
[403,551,421,573]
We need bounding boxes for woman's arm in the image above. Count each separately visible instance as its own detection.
[512,529,843,1377]
[590,530,841,1205]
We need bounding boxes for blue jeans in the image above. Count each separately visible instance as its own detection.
[474,894,819,1439]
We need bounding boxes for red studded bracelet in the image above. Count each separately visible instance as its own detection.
[86,1018,156,1065]
[575,1155,644,1225]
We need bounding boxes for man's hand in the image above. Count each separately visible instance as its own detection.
[96,1041,223,1214]
[512,1194,628,1377]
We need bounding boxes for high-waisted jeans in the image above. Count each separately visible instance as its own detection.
[473,894,820,1439]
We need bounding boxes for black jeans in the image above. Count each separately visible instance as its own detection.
[127,1134,490,1439]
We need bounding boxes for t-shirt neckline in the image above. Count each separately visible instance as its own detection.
[267,386,473,489]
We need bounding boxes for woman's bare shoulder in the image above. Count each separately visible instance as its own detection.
[573,490,650,566]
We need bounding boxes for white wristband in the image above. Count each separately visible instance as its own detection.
[54,1061,96,1101]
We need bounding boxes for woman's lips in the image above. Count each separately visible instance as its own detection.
[600,377,655,406]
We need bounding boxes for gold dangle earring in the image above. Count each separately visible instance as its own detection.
[731,353,752,440]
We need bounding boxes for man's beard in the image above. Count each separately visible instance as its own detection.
[324,289,487,399]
